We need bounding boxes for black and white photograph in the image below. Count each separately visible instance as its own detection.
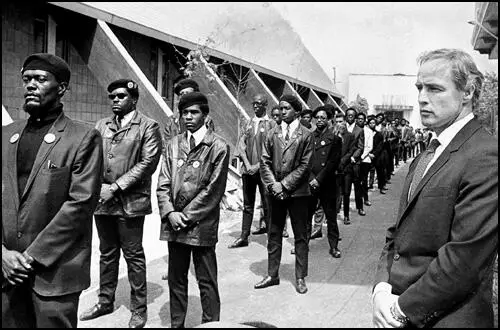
[2,2,498,328]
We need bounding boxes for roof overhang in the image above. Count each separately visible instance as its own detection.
[471,2,498,59]
[48,2,343,98]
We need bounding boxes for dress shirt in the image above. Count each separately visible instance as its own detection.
[119,110,136,128]
[361,126,374,163]
[187,123,208,148]
[423,112,474,177]
[347,122,356,133]
[252,115,269,135]
[281,118,300,139]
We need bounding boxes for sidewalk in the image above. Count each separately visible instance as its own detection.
[78,161,412,328]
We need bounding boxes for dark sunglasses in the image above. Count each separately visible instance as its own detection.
[108,93,128,100]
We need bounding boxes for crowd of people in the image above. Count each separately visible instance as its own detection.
[2,48,497,329]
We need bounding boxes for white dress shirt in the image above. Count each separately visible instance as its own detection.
[281,118,300,139]
[187,123,208,147]
[347,122,356,133]
[361,126,374,163]
[119,110,136,128]
[252,115,269,135]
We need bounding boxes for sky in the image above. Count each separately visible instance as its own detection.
[272,2,498,98]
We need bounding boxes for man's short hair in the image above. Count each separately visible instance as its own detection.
[346,107,357,115]
[357,112,366,120]
[417,48,484,111]
[178,91,209,114]
[335,113,345,120]
[313,105,333,119]
[301,109,313,117]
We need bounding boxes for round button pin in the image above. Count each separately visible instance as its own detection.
[260,128,265,133]
[192,161,200,168]
[177,159,184,167]
[10,133,20,143]
[44,133,56,144]
[320,140,325,146]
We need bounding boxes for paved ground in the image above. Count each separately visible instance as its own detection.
[77,160,413,328]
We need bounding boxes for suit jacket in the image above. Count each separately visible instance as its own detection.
[309,127,341,186]
[236,116,275,174]
[374,118,498,327]
[157,131,230,246]
[2,112,103,296]
[371,130,384,164]
[350,124,365,161]
[338,131,356,174]
[260,122,313,198]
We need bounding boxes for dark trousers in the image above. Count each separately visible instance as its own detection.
[336,171,353,218]
[241,173,269,238]
[392,147,400,166]
[368,166,376,188]
[386,146,394,177]
[95,215,147,313]
[360,162,372,203]
[268,196,309,279]
[168,242,220,328]
[374,161,386,190]
[308,188,339,250]
[2,283,80,328]
[352,164,364,210]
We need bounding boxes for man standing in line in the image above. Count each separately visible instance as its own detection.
[255,94,313,294]
[229,94,275,248]
[157,92,230,328]
[357,112,374,209]
[367,116,387,194]
[372,48,498,328]
[307,106,342,257]
[2,53,103,328]
[345,107,365,216]
[80,79,162,328]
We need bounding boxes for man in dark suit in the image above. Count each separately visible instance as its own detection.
[372,48,498,328]
[255,94,313,294]
[2,53,103,328]
[307,106,341,257]
[79,79,162,328]
[333,113,356,225]
[229,94,275,248]
[367,116,387,194]
[345,107,365,216]
[157,92,230,328]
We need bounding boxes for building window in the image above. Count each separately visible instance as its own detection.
[56,25,70,62]
[150,47,158,88]
[34,18,47,53]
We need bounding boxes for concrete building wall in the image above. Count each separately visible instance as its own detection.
[348,74,422,128]
[2,2,109,124]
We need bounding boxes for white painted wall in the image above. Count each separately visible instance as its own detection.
[348,74,423,128]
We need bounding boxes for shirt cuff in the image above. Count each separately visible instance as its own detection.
[395,298,407,317]
[372,282,392,299]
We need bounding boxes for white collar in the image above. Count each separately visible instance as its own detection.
[187,124,208,147]
[118,110,136,127]
[347,122,356,132]
[252,114,269,122]
[433,112,474,150]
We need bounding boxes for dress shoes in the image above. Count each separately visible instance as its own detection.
[129,311,147,328]
[296,278,308,294]
[358,209,366,216]
[252,227,267,235]
[329,248,341,258]
[79,303,114,321]
[228,237,249,249]
[254,276,280,289]
[310,229,322,239]
[343,217,351,225]
[364,200,372,206]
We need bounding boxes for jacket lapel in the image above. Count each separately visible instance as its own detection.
[275,128,286,148]
[21,113,68,201]
[6,121,27,211]
[396,118,482,228]
[283,126,302,153]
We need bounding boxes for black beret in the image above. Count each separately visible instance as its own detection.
[178,91,209,113]
[107,79,139,98]
[313,105,333,119]
[174,78,199,96]
[279,94,302,113]
[21,53,71,83]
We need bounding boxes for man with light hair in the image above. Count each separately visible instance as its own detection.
[372,48,497,328]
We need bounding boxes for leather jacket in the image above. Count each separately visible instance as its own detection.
[309,127,341,187]
[157,131,230,246]
[260,122,313,198]
[94,111,162,217]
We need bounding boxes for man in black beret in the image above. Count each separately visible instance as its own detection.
[2,53,103,327]
[256,94,314,294]
[157,91,230,327]
[80,78,162,328]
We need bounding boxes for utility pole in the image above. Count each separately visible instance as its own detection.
[332,67,337,87]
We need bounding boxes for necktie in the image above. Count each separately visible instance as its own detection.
[285,125,290,142]
[408,139,441,199]
[189,134,196,151]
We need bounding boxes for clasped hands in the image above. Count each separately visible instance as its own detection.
[2,246,34,287]
[269,182,288,200]
[168,212,189,232]
[372,290,406,328]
